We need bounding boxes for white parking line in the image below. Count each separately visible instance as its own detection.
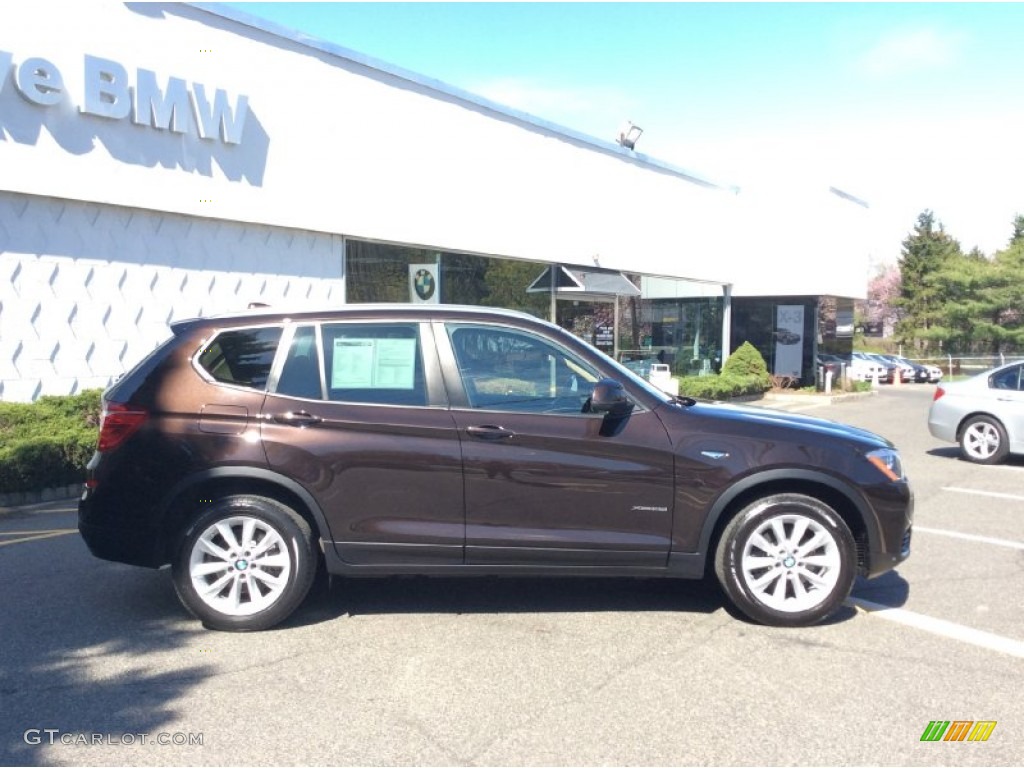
[846,597,1024,659]
[943,486,1024,502]
[914,525,1024,551]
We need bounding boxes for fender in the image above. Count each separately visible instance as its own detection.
[668,467,881,578]
[156,466,333,553]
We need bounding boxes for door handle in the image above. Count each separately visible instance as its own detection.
[466,425,515,440]
[271,410,322,427]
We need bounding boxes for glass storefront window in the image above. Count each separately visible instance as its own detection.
[345,239,549,317]
[345,239,729,377]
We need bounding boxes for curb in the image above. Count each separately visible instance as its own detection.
[0,483,82,509]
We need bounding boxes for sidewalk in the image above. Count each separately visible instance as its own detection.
[760,389,877,411]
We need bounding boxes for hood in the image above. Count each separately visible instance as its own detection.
[673,399,894,450]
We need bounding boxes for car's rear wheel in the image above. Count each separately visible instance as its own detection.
[172,495,317,631]
[959,415,1009,464]
[715,493,856,627]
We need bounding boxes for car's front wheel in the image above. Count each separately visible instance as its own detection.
[959,415,1009,464]
[715,493,856,627]
[172,495,318,631]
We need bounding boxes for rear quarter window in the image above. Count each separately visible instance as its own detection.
[198,327,282,389]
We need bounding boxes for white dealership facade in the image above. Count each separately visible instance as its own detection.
[0,3,872,401]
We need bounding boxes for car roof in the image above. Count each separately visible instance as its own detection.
[170,303,544,332]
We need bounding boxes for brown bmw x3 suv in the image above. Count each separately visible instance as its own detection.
[79,304,913,631]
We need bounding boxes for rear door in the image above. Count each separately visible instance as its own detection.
[260,321,464,565]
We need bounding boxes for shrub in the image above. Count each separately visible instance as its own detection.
[676,342,772,400]
[0,390,102,493]
[722,342,772,390]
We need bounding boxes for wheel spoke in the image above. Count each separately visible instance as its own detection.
[241,518,257,550]
[200,571,235,597]
[790,517,810,549]
[791,572,810,601]
[749,532,776,555]
[794,531,828,557]
[250,534,281,559]
[214,521,242,552]
[771,571,789,602]
[249,568,285,590]
[796,565,831,588]
[196,536,231,561]
[743,555,776,570]
[254,551,290,569]
[801,553,837,568]
[192,561,230,578]
[770,519,789,548]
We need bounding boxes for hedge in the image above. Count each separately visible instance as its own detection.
[676,341,772,400]
[0,390,102,494]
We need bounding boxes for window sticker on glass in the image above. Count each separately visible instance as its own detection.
[332,338,416,389]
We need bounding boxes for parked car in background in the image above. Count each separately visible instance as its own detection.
[846,353,891,383]
[928,360,1024,464]
[921,361,944,383]
[877,354,926,383]
[79,304,913,632]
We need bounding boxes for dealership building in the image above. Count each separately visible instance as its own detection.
[0,3,871,402]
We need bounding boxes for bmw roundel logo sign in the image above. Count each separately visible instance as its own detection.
[414,269,436,301]
[409,264,440,303]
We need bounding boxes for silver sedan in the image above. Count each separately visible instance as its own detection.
[928,361,1024,464]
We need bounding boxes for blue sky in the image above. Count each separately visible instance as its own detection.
[227,2,1024,263]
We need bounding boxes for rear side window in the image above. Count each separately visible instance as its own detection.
[275,326,323,399]
[321,323,426,406]
[990,365,1023,391]
[198,327,282,389]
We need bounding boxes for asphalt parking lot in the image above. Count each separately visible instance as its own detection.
[1,384,1021,766]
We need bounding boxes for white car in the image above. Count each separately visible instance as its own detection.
[841,355,888,383]
[928,361,1024,464]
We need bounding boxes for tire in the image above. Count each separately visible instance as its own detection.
[959,415,1009,465]
[172,495,318,631]
[714,493,856,627]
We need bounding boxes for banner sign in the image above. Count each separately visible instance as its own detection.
[773,305,804,377]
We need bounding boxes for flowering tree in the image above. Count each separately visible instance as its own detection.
[860,263,902,334]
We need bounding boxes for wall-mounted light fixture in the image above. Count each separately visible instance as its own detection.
[616,121,643,150]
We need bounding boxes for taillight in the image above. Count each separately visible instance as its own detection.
[933,387,945,402]
[97,401,148,452]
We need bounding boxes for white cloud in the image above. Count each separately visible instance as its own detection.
[858,28,966,77]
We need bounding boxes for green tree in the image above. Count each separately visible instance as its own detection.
[970,222,1024,353]
[895,210,964,351]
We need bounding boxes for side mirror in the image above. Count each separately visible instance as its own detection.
[586,378,634,420]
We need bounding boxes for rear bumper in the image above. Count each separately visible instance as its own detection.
[78,494,165,568]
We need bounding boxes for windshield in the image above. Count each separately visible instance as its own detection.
[547,325,676,406]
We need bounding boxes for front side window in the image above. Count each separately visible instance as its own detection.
[321,323,426,406]
[197,327,282,389]
[447,324,600,413]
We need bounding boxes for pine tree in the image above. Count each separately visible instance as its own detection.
[895,210,964,351]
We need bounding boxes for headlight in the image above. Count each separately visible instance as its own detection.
[866,448,904,481]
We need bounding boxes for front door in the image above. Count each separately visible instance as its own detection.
[441,322,675,567]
